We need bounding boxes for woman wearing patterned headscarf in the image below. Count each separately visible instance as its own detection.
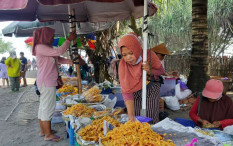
[33,27,76,142]
[118,33,164,124]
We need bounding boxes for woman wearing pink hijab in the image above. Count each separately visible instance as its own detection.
[118,33,164,123]
[33,27,76,142]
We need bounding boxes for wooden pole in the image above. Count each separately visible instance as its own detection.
[68,5,82,94]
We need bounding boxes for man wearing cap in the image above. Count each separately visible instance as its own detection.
[189,79,233,129]
[5,51,21,92]
[20,52,28,87]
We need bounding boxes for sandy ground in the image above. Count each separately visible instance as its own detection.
[0,71,69,146]
[0,70,232,146]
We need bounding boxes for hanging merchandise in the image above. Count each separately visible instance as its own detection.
[25,36,82,47]
[53,38,59,46]
[86,33,96,45]
[86,33,95,40]
[88,40,95,50]
[76,38,82,48]
[24,37,33,46]
[90,40,96,44]
[58,37,66,46]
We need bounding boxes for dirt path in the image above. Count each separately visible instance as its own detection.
[0,86,69,146]
[0,70,69,146]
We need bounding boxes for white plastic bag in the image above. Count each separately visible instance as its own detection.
[102,96,117,109]
[223,125,233,135]
[179,75,187,84]
[175,83,182,99]
[180,89,192,100]
[161,96,180,111]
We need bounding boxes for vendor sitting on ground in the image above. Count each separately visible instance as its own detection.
[189,79,233,129]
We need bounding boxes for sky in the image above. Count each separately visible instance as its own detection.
[0,21,33,60]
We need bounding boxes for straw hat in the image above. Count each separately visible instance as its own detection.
[151,43,170,55]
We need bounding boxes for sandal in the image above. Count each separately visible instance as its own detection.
[44,135,63,142]
[39,130,57,137]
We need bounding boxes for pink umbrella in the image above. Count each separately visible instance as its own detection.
[0,0,157,22]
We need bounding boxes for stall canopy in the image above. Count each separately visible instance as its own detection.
[2,20,114,37]
[0,0,157,22]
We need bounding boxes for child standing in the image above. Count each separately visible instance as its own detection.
[0,57,9,88]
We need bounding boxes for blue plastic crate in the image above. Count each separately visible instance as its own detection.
[67,121,75,146]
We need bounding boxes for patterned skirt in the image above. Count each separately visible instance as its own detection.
[133,82,160,124]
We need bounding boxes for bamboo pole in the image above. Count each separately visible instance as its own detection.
[68,5,82,94]
[62,23,73,60]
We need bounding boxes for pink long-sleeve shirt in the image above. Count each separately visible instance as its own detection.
[122,65,164,101]
[35,40,71,87]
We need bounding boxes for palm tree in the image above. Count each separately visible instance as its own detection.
[187,0,210,93]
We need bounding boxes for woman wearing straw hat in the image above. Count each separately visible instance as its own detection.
[189,79,233,129]
[151,43,170,70]
[118,33,164,124]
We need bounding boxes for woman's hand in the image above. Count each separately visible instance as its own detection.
[128,115,136,122]
[142,61,151,75]
[125,100,136,122]
[213,121,221,128]
[198,118,211,126]
[200,119,212,128]
[67,31,77,41]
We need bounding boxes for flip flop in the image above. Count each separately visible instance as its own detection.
[44,135,63,142]
[39,130,57,137]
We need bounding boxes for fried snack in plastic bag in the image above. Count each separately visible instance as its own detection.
[194,128,214,137]
[78,116,120,142]
[93,110,111,119]
[112,108,124,119]
[83,86,102,103]
[101,121,175,146]
[64,103,96,117]
[57,85,78,94]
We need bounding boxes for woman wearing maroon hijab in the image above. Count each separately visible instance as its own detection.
[118,33,164,123]
[189,79,233,129]
[33,27,76,142]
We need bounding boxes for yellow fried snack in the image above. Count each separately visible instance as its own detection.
[202,123,216,128]
[63,103,96,117]
[57,85,78,94]
[78,116,120,142]
[83,86,102,103]
[112,108,124,119]
[195,128,214,137]
[101,121,175,146]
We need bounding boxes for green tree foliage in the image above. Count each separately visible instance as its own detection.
[149,0,233,55]
[0,35,14,54]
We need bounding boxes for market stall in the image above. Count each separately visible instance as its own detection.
[53,76,232,146]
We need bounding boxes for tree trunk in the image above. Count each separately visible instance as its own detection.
[85,31,113,83]
[187,0,210,93]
